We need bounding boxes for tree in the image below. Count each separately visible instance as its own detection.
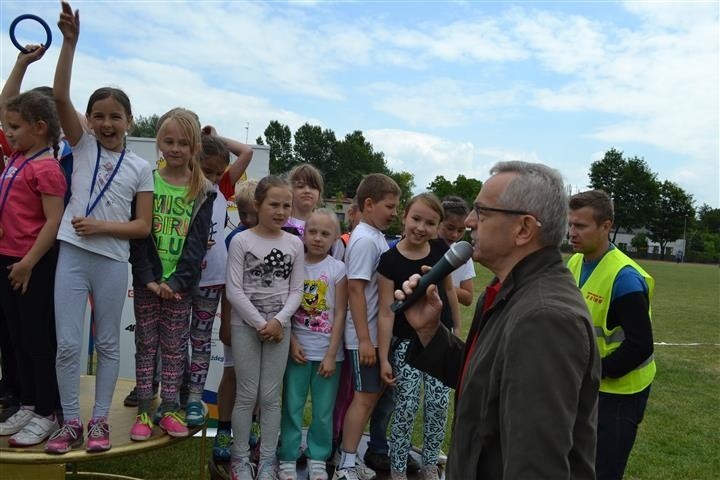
[129,114,160,138]
[293,123,338,182]
[646,181,695,259]
[255,136,264,145]
[389,170,415,207]
[631,232,649,253]
[331,131,390,197]
[698,204,720,233]
[589,151,660,242]
[261,121,295,174]
[427,174,483,206]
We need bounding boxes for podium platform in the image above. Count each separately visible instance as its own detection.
[0,376,206,480]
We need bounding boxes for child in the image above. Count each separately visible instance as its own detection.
[377,194,460,480]
[278,209,347,480]
[128,108,215,441]
[0,91,67,446]
[45,2,155,454]
[213,179,259,464]
[284,164,322,237]
[334,173,401,480]
[438,196,475,308]
[226,175,304,480]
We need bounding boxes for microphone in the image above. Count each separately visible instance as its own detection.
[391,240,474,314]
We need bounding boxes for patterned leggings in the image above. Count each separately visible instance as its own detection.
[184,285,222,397]
[133,287,191,408]
[389,339,449,472]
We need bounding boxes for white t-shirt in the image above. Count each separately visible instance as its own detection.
[57,132,154,262]
[343,221,388,349]
[199,184,228,287]
[451,256,476,287]
[292,255,346,362]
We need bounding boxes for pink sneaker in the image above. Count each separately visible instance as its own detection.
[45,420,84,454]
[158,411,189,438]
[86,417,111,452]
[130,412,153,441]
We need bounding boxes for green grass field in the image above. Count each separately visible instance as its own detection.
[83,258,720,479]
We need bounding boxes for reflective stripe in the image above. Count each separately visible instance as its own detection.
[594,326,625,344]
[637,354,654,369]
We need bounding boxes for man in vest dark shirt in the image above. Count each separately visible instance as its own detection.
[568,189,656,480]
[396,161,601,479]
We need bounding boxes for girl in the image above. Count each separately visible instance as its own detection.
[226,175,304,480]
[183,135,232,427]
[128,108,215,441]
[377,193,460,480]
[45,2,155,454]
[438,196,475,308]
[278,209,347,480]
[284,164,322,237]
[0,91,66,446]
[214,179,259,464]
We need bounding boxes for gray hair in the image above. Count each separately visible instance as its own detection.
[490,161,568,247]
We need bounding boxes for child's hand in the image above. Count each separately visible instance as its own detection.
[71,216,104,236]
[7,259,32,294]
[380,359,395,387]
[207,239,216,250]
[58,2,80,45]
[16,44,45,66]
[289,336,307,364]
[318,354,336,378]
[261,318,283,342]
[157,282,181,301]
[358,339,376,367]
[219,319,231,346]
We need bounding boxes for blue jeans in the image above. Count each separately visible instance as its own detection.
[367,387,394,455]
[596,385,651,480]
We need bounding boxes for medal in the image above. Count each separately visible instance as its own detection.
[86,141,125,216]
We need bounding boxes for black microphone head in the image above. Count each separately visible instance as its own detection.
[446,241,473,268]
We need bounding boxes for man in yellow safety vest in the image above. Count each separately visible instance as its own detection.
[568,189,655,480]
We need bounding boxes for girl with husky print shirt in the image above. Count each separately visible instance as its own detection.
[225,175,304,480]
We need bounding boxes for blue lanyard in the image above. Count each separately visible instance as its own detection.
[0,147,51,220]
[86,141,125,216]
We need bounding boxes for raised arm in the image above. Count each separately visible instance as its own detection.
[53,1,83,145]
[0,46,46,121]
[203,125,253,186]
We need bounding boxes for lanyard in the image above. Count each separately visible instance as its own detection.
[0,147,51,220]
[86,141,125,216]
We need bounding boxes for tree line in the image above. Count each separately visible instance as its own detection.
[130,117,718,261]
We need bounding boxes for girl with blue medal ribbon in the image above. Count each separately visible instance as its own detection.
[0,91,67,446]
[45,1,154,455]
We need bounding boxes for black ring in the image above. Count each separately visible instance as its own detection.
[9,14,52,53]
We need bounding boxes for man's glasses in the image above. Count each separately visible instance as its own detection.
[473,204,543,227]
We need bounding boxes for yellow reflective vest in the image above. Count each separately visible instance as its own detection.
[568,249,656,394]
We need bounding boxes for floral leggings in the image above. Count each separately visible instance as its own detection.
[389,339,449,472]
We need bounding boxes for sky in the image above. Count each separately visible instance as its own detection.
[2,1,718,207]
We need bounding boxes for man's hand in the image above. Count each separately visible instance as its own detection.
[395,268,443,346]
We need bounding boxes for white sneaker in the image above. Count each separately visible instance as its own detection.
[230,457,256,480]
[8,413,59,446]
[308,459,328,480]
[355,459,376,480]
[332,466,359,480]
[437,450,447,465]
[278,461,297,480]
[0,408,34,436]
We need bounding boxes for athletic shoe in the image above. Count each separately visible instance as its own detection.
[230,457,255,480]
[123,383,158,408]
[184,401,206,427]
[363,451,389,472]
[332,466,359,480]
[256,460,277,480]
[8,413,59,446]
[213,429,233,463]
[159,411,189,437]
[278,461,297,480]
[86,418,111,452]
[355,459,377,480]
[45,420,84,454]
[437,450,447,466]
[308,459,329,480]
[0,403,20,423]
[418,465,440,480]
[406,454,421,474]
[390,471,407,480]
[130,412,153,441]
[0,408,34,436]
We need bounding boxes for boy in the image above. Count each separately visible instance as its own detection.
[333,174,401,480]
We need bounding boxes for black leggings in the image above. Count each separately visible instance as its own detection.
[0,251,60,416]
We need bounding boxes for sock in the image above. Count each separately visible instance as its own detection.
[217,420,232,432]
[340,450,357,469]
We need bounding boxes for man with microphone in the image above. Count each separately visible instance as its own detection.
[395,161,601,479]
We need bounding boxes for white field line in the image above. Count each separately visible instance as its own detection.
[654,342,720,346]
